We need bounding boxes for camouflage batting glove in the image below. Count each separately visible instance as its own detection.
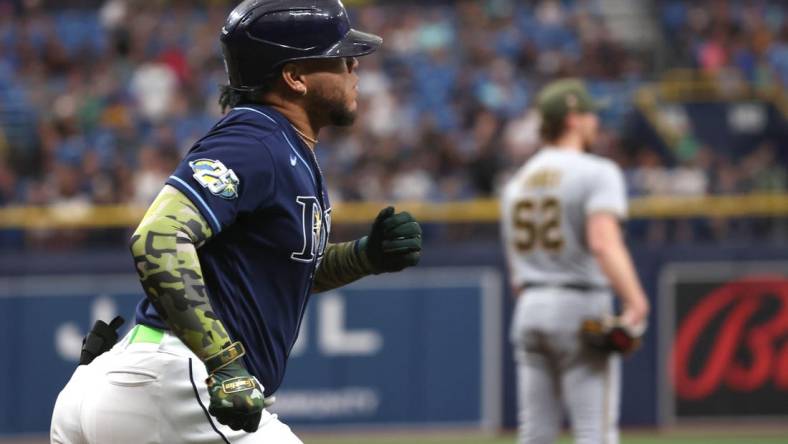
[205,342,265,433]
[361,206,422,274]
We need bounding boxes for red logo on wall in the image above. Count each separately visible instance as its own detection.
[672,276,788,401]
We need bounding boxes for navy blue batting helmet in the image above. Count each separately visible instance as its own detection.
[220,0,383,91]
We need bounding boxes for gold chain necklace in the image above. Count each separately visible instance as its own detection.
[291,125,318,146]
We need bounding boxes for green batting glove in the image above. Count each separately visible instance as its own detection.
[205,342,265,433]
[361,206,422,274]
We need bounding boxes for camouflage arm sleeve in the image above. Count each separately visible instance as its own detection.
[129,185,232,361]
[312,240,372,293]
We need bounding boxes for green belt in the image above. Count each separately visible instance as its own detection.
[129,324,165,344]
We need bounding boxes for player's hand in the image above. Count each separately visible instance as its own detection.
[206,343,265,433]
[621,297,649,331]
[363,206,422,274]
[580,315,645,355]
[207,362,265,432]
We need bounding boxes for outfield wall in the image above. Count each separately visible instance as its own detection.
[1,242,787,436]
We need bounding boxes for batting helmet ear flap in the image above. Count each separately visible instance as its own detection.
[221,0,382,91]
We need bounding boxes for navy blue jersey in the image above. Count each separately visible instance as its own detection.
[135,105,331,395]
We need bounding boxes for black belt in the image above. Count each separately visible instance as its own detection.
[517,282,609,293]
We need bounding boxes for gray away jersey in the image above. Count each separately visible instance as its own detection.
[501,148,628,288]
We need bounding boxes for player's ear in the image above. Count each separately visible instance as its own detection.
[564,112,578,133]
[280,62,308,97]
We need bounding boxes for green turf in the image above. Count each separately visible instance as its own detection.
[305,433,788,444]
[608,438,788,444]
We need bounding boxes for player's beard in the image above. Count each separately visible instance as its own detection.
[582,136,594,152]
[306,84,357,127]
[581,115,599,152]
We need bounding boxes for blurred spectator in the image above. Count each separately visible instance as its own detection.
[130,63,178,123]
[662,0,788,87]
[132,144,176,205]
[0,156,16,206]
[0,0,785,248]
[0,0,655,206]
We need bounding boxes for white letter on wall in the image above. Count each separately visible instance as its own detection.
[318,292,382,356]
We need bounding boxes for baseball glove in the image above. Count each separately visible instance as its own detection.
[79,316,125,365]
[580,316,645,355]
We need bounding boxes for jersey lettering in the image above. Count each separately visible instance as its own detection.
[291,196,329,263]
[513,196,565,252]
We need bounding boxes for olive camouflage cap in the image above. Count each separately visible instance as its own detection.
[537,78,601,123]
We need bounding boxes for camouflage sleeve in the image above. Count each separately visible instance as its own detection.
[129,185,232,362]
[312,240,372,293]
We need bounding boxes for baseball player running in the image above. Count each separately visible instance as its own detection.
[501,79,649,444]
[51,1,422,442]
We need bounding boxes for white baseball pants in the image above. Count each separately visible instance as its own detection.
[51,326,302,444]
[510,288,621,444]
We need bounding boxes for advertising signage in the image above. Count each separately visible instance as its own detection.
[659,263,788,423]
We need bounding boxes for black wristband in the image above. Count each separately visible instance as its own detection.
[205,341,246,374]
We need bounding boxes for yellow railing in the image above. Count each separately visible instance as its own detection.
[634,69,788,149]
[1,194,788,229]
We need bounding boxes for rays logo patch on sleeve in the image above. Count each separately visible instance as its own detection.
[189,159,240,199]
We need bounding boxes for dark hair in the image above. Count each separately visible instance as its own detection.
[217,72,280,113]
[218,85,263,113]
[539,115,568,143]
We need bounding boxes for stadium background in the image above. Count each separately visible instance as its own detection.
[1,0,787,442]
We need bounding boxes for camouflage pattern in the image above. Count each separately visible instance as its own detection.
[129,185,231,360]
[312,240,372,293]
[130,185,266,431]
[207,361,265,433]
[311,207,423,293]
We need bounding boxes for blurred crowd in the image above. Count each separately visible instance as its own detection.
[662,0,788,86]
[0,0,785,213]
